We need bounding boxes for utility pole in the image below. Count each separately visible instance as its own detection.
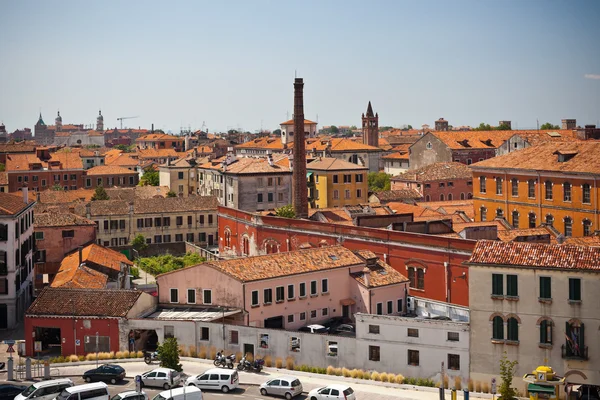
[95,332,99,368]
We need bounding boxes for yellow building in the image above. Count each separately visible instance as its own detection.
[470,142,600,238]
[307,157,368,209]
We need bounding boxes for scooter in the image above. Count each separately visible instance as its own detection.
[144,351,159,365]
[237,356,264,373]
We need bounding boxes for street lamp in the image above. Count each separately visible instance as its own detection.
[95,332,99,368]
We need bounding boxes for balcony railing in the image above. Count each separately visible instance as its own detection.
[562,344,588,360]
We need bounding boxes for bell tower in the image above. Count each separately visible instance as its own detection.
[55,111,63,132]
[97,110,104,131]
[362,101,378,147]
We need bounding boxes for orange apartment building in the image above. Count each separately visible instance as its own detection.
[471,142,600,238]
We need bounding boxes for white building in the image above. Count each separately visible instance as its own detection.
[0,189,36,329]
[280,118,318,146]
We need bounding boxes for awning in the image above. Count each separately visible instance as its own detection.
[528,384,556,394]
[306,172,313,178]
[340,298,356,306]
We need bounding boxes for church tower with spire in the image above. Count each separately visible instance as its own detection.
[96,110,104,131]
[55,111,63,132]
[362,101,378,147]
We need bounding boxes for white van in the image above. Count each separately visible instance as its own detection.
[56,382,110,400]
[16,378,74,400]
[151,386,202,400]
[185,368,239,393]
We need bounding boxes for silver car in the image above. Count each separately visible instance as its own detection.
[140,368,181,390]
[259,376,303,399]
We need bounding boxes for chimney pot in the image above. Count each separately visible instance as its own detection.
[79,246,83,265]
[22,183,29,204]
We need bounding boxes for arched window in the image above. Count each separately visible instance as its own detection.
[242,236,250,256]
[407,267,425,290]
[408,267,416,288]
[583,219,592,236]
[460,193,465,200]
[492,316,504,340]
[546,214,554,227]
[545,181,553,200]
[512,211,519,228]
[564,217,573,237]
[467,193,473,199]
[224,229,231,248]
[265,242,278,254]
[565,320,585,358]
[528,212,536,229]
[425,195,430,201]
[440,194,445,201]
[448,193,453,200]
[539,319,553,345]
[417,269,425,290]
[563,182,572,202]
[480,207,487,222]
[496,208,504,218]
[507,317,519,341]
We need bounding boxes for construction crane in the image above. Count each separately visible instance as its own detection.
[117,116,139,129]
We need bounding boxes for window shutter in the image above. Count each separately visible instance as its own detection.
[540,321,545,344]
[565,321,571,353]
[579,323,585,349]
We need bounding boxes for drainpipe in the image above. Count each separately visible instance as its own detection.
[595,177,598,232]
[504,172,509,220]
[537,171,542,225]
[444,262,449,303]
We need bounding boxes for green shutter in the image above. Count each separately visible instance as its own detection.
[507,275,518,297]
[493,317,504,340]
[509,318,518,341]
[540,277,551,299]
[540,320,546,344]
[569,278,581,301]
[492,274,503,296]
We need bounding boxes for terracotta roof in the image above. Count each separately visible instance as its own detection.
[392,162,473,182]
[452,220,508,233]
[385,202,447,221]
[468,240,600,271]
[0,192,33,215]
[377,138,393,151]
[59,244,133,274]
[382,152,409,160]
[351,252,409,288]
[391,144,412,152]
[161,246,364,282]
[38,189,94,204]
[85,165,138,176]
[0,142,37,153]
[306,138,381,152]
[83,200,130,216]
[497,227,552,242]
[371,189,423,202]
[137,148,179,159]
[199,157,291,175]
[78,147,111,157]
[51,264,108,289]
[563,235,600,247]
[308,204,394,225]
[0,172,8,186]
[133,195,218,214]
[135,133,184,142]
[430,131,515,150]
[307,157,368,171]
[5,153,47,171]
[105,186,170,200]
[27,288,143,317]
[235,137,286,150]
[280,119,318,126]
[420,199,475,220]
[34,210,95,227]
[105,152,139,167]
[471,142,600,174]
[49,151,84,169]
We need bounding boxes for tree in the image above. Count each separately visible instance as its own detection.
[156,337,182,372]
[473,122,493,131]
[272,129,281,136]
[275,204,296,219]
[498,352,518,400]
[51,184,63,191]
[139,169,159,186]
[540,122,560,130]
[114,144,129,152]
[166,191,177,198]
[0,163,5,172]
[329,126,339,134]
[496,122,512,130]
[368,172,391,191]
[91,186,109,201]
[131,234,148,253]
[407,125,413,130]
[349,125,358,130]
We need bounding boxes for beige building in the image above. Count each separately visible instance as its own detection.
[158,158,198,197]
[467,240,600,391]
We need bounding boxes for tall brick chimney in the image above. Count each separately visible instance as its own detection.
[292,78,308,219]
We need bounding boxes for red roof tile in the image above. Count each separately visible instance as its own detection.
[0,192,34,215]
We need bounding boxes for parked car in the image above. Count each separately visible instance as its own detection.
[332,324,356,336]
[16,379,74,400]
[298,324,329,334]
[84,364,126,384]
[185,368,239,393]
[111,391,149,400]
[321,317,351,331]
[151,386,202,400]
[259,376,303,399]
[56,382,109,400]
[308,384,356,400]
[0,384,27,400]
[140,368,182,390]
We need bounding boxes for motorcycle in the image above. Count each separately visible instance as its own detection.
[237,356,264,373]
[144,351,159,365]
[214,351,235,369]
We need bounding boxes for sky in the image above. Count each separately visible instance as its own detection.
[1,0,599,134]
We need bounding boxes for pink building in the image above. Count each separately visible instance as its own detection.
[156,246,409,329]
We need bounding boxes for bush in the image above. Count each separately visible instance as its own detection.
[78,355,85,362]
[318,367,327,375]
[379,372,389,382]
[275,357,283,369]
[178,345,189,357]
[468,379,474,392]
[394,374,405,384]
[138,253,206,276]
[475,381,482,392]
[209,346,217,360]
[482,383,490,394]
[198,345,207,359]
[264,355,272,367]
[371,371,381,381]
[405,377,415,385]
[157,337,183,372]
[136,351,144,358]
[342,368,351,378]
[68,355,79,362]
[115,351,125,360]
[326,366,335,375]
[350,369,359,379]
[130,266,140,279]
[235,351,242,362]
[285,356,294,370]
[188,346,197,358]
[85,353,97,361]
[443,375,449,389]
[455,376,462,390]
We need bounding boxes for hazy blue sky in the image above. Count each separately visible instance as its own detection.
[1,0,599,133]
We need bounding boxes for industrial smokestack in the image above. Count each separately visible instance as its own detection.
[292,78,308,219]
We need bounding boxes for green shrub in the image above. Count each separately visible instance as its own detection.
[138,253,205,276]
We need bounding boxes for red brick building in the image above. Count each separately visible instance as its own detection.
[5,151,85,192]
[218,206,474,306]
[391,162,474,202]
[84,165,139,189]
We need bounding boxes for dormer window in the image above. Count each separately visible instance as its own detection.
[554,150,577,162]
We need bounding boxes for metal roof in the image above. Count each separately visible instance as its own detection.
[147,307,242,322]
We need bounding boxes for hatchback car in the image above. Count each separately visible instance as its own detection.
[298,324,328,334]
[140,368,181,390]
[321,316,351,331]
[84,364,126,384]
[308,384,355,400]
[332,324,356,336]
[0,384,27,400]
[260,376,303,399]
[185,368,239,393]
[111,391,149,400]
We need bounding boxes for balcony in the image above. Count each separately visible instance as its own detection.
[562,344,588,360]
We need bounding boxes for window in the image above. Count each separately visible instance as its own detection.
[344,189,350,199]
[299,282,306,298]
[583,219,592,236]
[545,181,553,200]
[563,182,572,202]
[440,194,445,201]
[569,278,581,301]
[333,175,339,184]
[310,310,317,319]
[492,316,504,340]
[506,275,518,297]
[448,182,454,187]
[539,277,551,300]
[529,212,537,228]
[35,232,44,240]
[355,174,363,183]
[170,288,178,303]
[376,302,383,315]
[333,190,339,199]
[387,300,393,314]
[397,298,403,313]
[448,332,459,342]
[426,142,432,149]
[200,327,209,341]
[507,317,519,342]
[369,325,380,334]
[257,193,263,203]
[582,184,591,204]
[203,289,212,305]
[408,267,416,288]
[187,289,196,304]
[85,178,91,187]
[310,281,317,296]
[368,346,380,362]
[540,319,552,344]
[287,284,294,299]
[268,192,273,202]
[417,269,424,289]
[164,325,175,339]
[176,216,183,226]
[287,315,294,323]
[408,350,419,366]
[163,235,171,243]
[300,312,306,321]
[528,180,536,198]
[356,189,362,198]
[321,279,328,293]
[492,274,503,296]
[178,172,184,179]
[546,214,554,227]
[267,177,273,186]
[448,354,460,370]
[343,174,351,184]
[264,288,273,304]
[278,192,284,202]
[230,330,239,345]
[407,328,419,337]
[439,182,445,188]
[511,178,518,196]
[62,230,75,238]
[154,217,161,227]
[496,208,504,218]
[565,321,585,358]
[564,217,573,237]
[276,286,284,303]
[251,290,259,306]
[175,234,183,242]
[480,207,487,222]
[322,308,328,316]
[257,177,263,187]
[495,177,502,195]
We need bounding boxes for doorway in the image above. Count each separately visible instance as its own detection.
[342,305,350,319]
[34,326,62,356]
[243,343,254,359]
[264,316,284,329]
[128,329,159,352]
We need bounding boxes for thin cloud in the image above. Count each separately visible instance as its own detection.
[584,74,600,80]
